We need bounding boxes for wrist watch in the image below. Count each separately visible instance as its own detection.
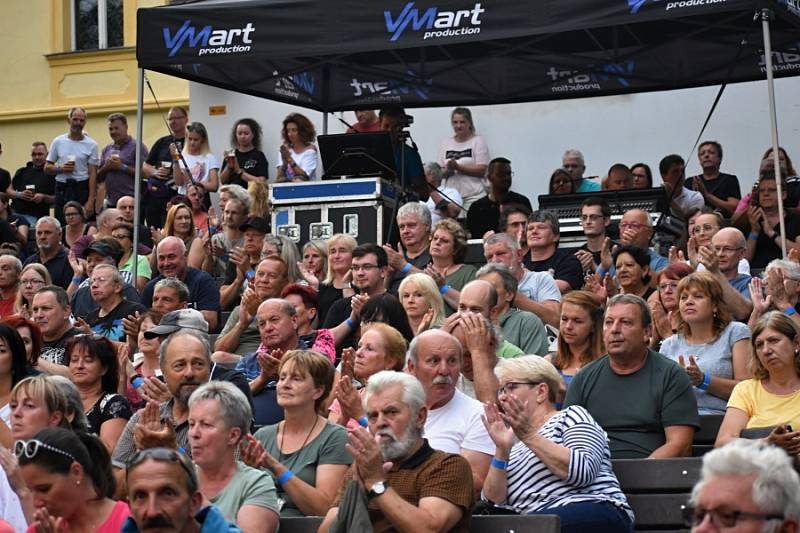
[368,480,389,500]
[343,282,353,290]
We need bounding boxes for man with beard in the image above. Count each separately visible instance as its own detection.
[24,217,72,289]
[465,157,531,239]
[111,329,213,476]
[320,371,474,533]
[407,329,494,497]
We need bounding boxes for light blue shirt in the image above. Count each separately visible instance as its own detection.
[577,178,601,192]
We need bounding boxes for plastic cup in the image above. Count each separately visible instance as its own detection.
[66,155,76,163]
[109,149,120,161]
[162,161,172,169]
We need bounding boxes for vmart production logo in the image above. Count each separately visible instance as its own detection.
[162,20,255,57]
[384,2,484,41]
[628,0,727,14]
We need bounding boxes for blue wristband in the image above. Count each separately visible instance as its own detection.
[785,306,797,317]
[748,232,759,241]
[121,163,129,173]
[277,470,294,485]
[696,372,711,391]
[401,263,412,274]
[358,416,368,428]
[178,447,187,455]
[596,267,607,277]
[440,284,450,295]
[346,318,357,330]
[71,276,82,285]
[131,377,144,389]
[491,458,508,470]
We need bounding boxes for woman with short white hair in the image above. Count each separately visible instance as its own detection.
[188,381,280,533]
[398,272,445,336]
[482,356,633,532]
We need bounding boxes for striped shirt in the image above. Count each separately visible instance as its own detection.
[489,405,633,520]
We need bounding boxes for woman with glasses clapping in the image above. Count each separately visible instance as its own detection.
[14,264,51,319]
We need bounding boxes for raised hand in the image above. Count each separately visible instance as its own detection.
[600,237,614,271]
[481,401,515,454]
[256,349,282,381]
[239,434,279,471]
[336,375,364,423]
[424,264,446,288]
[381,242,407,271]
[340,347,356,379]
[416,308,435,336]
[297,261,320,289]
[134,401,178,450]
[668,246,687,264]
[574,249,596,273]
[498,391,535,441]
[137,376,172,404]
[350,293,369,323]
[677,355,703,387]
[696,245,720,274]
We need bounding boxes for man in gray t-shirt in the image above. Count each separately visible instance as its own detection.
[45,107,99,223]
[565,294,700,459]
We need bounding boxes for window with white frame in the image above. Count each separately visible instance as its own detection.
[73,0,124,51]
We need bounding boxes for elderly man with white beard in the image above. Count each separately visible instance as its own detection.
[319,371,474,533]
[407,329,494,497]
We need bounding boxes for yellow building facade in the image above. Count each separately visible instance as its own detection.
[0,0,188,173]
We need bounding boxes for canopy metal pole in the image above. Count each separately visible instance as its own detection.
[322,112,328,135]
[132,68,145,280]
[760,8,786,258]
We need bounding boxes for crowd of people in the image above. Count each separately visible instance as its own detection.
[0,104,798,532]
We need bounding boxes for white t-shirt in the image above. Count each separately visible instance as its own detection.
[424,186,464,224]
[0,470,26,532]
[0,403,9,426]
[47,133,100,183]
[438,135,490,199]
[518,270,562,302]
[277,146,318,180]
[425,388,495,455]
[672,187,705,215]
[178,152,219,194]
[697,258,751,276]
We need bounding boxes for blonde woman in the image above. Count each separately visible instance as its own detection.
[398,272,445,336]
[14,263,51,318]
[317,234,357,325]
[172,121,219,194]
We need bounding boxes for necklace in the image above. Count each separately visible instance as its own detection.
[278,416,320,463]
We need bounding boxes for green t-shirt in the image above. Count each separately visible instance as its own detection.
[444,264,477,316]
[219,306,262,356]
[253,420,352,517]
[497,340,524,359]
[498,308,549,356]
[564,349,700,458]
[210,461,279,521]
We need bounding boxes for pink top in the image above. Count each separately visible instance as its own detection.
[328,388,366,431]
[27,500,130,533]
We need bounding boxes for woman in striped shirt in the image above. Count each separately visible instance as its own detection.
[482,356,634,532]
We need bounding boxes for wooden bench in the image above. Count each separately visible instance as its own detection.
[278,514,560,533]
[279,516,323,533]
[692,414,724,456]
[613,457,702,532]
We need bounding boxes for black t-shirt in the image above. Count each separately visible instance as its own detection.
[752,216,800,269]
[146,135,184,168]
[0,168,10,193]
[466,191,532,240]
[387,248,432,295]
[24,248,73,289]
[578,243,602,268]
[11,163,55,218]
[322,296,355,358]
[220,149,268,188]
[41,327,80,366]
[86,299,146,342]
[523,248,584,290]
[686,172,741,201]
[317,283,342,326]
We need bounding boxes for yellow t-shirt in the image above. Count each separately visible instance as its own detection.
[727,379,800,429]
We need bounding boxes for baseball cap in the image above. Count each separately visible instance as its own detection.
[144,309,209,339]
[83,239,123,263]
[240,217,270,234]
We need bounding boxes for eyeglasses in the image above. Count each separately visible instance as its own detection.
[713,246,744,254]
[497,381,540,397]
[682,504,784,529]
[580,214,605,222]
[127,447,196,482]
[64,212,81,217]
[112,233,131,240]
[20,278,45,287]
[658,282,679,292]
[619,222,647,230]
[351,264,380,272]
[14,439,76,463]
[692,224,718,235]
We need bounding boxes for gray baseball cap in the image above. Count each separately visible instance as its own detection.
[144,309,209,339]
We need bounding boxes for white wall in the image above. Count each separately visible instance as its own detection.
[190,77,800,203]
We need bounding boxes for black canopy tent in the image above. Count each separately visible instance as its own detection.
[130,0,800,273]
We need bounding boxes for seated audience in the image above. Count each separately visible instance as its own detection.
[66,334,133,451]
[299,240,327,288]
[476,263,549,355]
[733,146,800,216]
[447,312,502,403]
[496,204,531,255]
[2,316,41,373]
[61,201,96,250]
[262,235,302,282]
[524,210,583,293]
[574,197,612,273]
[608,208,669,274]
[159,202,198,253]
[32,285,79,371]
[546,291,605,395]
[319,371,474,533]
[280,284,335,361]
[423,161,462,224]
[68,238,140,319]
[565,294,700,458]
[631,162,653,189]
[648,262,693,348]
[358,293,415,343]
[124,310,162,409]
[612,244,655,299]
[456,280,524,359]
[699,227,754,321]
[122,447,242,532]
[85,264,145,341]
[17,428,130,532]
[14,263,51,319]
[187,382,279,532]
[142,236,220,332]
[659,154,704,220]
[425,219,477,315]
[482,356,633,531]
[744,171,800,268]
[220,216,270,311]
[25,217,72,290]
[715,312,800,453]
[111,222,150,292]
[483,233,561,327]
[548,168,575,195]
[749,259,800,331]
[660,272,752,415]
[329,322,407,428]
[686,439,800,532]
[407,330,494,496]
[466,157,531,239]
[686,140,741,217]
[0,255,20,319]
[0,325,36,444]
[602,163,634,190]
[186,182,210,231]
[317,233,357,325]
[242,350,351,517]
[384,202,431,294]
[190,184,249,276]
[398,272,446,336]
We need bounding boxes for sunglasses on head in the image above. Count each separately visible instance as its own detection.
[14,439,76,463]
[127,447,195,481]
